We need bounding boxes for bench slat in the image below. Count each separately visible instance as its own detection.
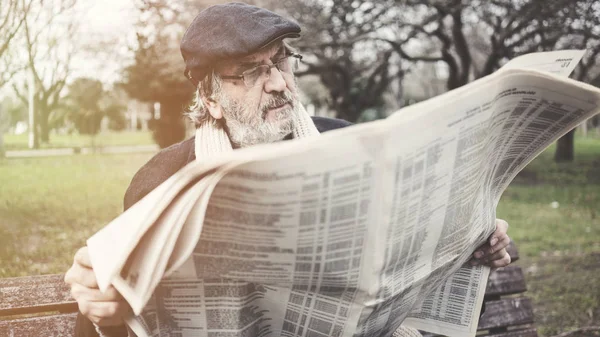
[485,266,527,298]
[478,297,534,330]
[0,274,76,316]
[482,327,538,337]
[0,313,77,337]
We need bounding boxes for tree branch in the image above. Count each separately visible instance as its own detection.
[450,6,471,85]
[376,38,443,62]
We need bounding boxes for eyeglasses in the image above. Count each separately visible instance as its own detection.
[221,53,302,88]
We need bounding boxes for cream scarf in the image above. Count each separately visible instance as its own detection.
[194,104,319,160]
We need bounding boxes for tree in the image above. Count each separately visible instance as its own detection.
[378,0,600,161]
[0,0,35,155]
[0,0,33,89]
[63,78,105,135]
[271,0,404,122]
[11,0,79,146]
[123,32,194,148]
[0,102,7,158]
[101,86,128,132]
[553,0,600,161]
[120,0,213,148]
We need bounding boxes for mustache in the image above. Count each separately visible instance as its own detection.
[260,91,294,114]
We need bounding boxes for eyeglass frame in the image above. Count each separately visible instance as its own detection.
[220,53,303,88]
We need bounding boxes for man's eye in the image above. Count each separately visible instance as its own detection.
[243,67,259,75]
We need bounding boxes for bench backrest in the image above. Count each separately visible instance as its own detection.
[0,274,77,336]
[0,242,534,337]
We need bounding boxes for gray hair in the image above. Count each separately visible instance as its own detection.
[185,70,223,127]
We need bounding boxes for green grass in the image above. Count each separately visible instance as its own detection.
[498,183,600,335]
[523,253,600,336]
[502,135,600,259]
[3,130,155,151]
[498,185,600,258]
[0,153,153,277]
[496,134,600,336]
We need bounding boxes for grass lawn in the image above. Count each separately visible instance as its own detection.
[0,153,153,277]
[0,134,598,336]
[497,134,600,336]
[3,130,155,151]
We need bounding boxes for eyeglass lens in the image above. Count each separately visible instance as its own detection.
[244,56,299,87]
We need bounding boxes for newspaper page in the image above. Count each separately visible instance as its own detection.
[88,160,223,294]
[86,52,600,337]
[125,140,383,336]
[400,49,586,337]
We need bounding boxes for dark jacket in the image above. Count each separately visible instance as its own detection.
[75,116,352,337]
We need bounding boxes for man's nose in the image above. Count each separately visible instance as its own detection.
[263,67,287,93]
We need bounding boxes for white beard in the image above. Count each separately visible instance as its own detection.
[218,91,297,148]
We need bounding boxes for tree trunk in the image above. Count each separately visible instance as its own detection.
[0,132,5,158]
[152,99,186,149]
[27,70,39,149]
[554,128,575,162]
[0,104,5,158]
[38,108,50,143]
[581,120,588,137]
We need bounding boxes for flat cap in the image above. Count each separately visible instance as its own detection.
[181,2,301,85]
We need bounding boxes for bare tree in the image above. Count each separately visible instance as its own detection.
[378,0,578,89]
[378,0,600,161]
[11,0,78,145]
[268,0,405,122]
[0,101,7,157]
[553,0,600,161]
[0,0,33,89]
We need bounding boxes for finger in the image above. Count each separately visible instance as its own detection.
[71,283,123,302]
[488,253,512,269]
[489,234,511,255]
[472,244,488,260]
[78,299,131,326]
[473,235,510,261]
[482,248,508,265]
[64,261,99,288]
[91,315,127,327]
[74,246,93,268]
[489,219,509,246]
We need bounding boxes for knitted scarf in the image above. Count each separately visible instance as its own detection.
[194,103,319,160]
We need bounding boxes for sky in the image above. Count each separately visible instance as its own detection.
[67,0,138,86]
[81,0,136,33]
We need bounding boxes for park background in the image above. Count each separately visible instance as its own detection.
[0,0,599,336]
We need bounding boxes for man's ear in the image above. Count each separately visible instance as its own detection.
[203,96,223,120]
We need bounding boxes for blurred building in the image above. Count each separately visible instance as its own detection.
[125,99,156,131]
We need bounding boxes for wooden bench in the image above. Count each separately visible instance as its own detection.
[477,243,538,337]
[0,274,78,336]
[0,242,535,337]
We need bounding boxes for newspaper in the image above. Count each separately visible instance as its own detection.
[86,50,599,337]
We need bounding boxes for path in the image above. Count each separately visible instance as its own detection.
[4,145,159,158]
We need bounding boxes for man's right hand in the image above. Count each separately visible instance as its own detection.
[64,246,132,327]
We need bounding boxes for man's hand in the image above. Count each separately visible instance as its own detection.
[470,219,511,269]
[64,246,131,326]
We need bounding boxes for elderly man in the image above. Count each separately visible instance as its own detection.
[65,3,511,337]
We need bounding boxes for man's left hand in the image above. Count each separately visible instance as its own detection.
[470,219,511,269]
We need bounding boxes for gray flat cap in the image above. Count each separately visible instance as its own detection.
[180,2,301,85]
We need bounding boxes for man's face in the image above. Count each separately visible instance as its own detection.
[209,42,301,148]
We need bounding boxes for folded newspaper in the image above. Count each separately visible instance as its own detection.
[87,50,600,337]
